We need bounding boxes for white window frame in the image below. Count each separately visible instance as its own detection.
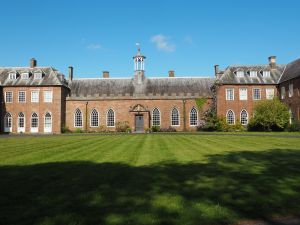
[240,110,248,125]
[106,109,115,127]
[43,90,53,103]
[8,72,16,80]
[90,108,99,127]
[236,71,244,77]
[18,91,26,103]
[266,88,275,100]
[18,112,25,133]
[74,108,83,128]
[21,72,29,80]
[262,71,271,78]
[189,107,198,126]
[44,112,52,133]
[152,108,161,126]
[249,71,257,78]
[281,87,285,99]
[34,72,42,79]
[30,112,39,133]
[239,88,247,100]
[226,88,234,101]
[253,88,261,100]
[171,107,180,126]
[31,90,39,103]
[289,84,294,97]
[4,112,12,132]
[226,110,235,125]
[5,91,13,103]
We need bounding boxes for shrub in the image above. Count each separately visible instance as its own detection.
[159,127,177,132]
[151,126,160,132]
[116,121,130,132]
[247,98,290,131]
[126,127,132,133]
[287,120,300,132]
[61,125,71,133]
[74,128,83,133]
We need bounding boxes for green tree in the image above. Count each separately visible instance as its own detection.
[248,98,290,131]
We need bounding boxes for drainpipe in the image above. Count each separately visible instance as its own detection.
[85,101,88,132]
[183,99,187,131]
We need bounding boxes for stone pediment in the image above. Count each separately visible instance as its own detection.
[129,104,149,112]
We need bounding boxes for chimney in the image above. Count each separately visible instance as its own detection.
[214,65,219,77]
[30,58,37,68]
[103,71,109,78]
[268,56,276,69]
[168,70,175,77]
[68,66,73,81]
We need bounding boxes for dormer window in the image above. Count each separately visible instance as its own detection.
[249,71,257,78]
[236,71,244,77]
[34,72,42,79]
[8,72,16,80]
[262,71,271,78]
[21,72,29,79]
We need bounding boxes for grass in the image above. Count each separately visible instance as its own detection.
[0,133,300,225]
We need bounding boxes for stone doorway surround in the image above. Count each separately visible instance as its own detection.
[129,104,150,133]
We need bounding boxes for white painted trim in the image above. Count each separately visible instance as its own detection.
[30,112,39,133]
[17,112,25,133]
[170,107,180,127]
[189,107,198,127]
[74,108,83,128]
[151,108,161,126]
[225,88,234,101]
[226,109,235,125]
[90,108,99,127]
[106,108,116,127]
[240,109,248,125]
[5,91,13,103]
[4,112,12,132]
[252,88,261,100]
[44,112,52,133]
[18,91,26,103]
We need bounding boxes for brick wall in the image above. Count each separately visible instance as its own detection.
[1,86,66,133]
[279,77,300,121]
[216,84,278,121]
[65,98,212,132]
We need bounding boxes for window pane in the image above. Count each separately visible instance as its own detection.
[190,108,198,126]
[171,108,179,126]
[107,109,115,127]
[226,110,235,125]
[44,91,53,102]
[31,91,39,103]
[239,88,247,100]
[152,108,160,126]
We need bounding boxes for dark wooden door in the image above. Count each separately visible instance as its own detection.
[135,115,144,132]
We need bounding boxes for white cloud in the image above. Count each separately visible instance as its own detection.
[86,43,102,50]
[151,34,176,52]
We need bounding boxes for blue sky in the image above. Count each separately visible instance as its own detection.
[0,0,300,78]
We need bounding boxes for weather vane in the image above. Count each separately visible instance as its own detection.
[136,42,141,52]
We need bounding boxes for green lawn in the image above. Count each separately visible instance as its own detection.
[0,134,300,225]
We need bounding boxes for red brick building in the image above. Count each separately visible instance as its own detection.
[1,52,299,134]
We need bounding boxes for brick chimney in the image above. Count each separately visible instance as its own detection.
[214,65,219,77]
[68,66,73,81]
[268,56,276,69]
[103,71,109,78]
[168,70,175,77]
[30,58,37,68]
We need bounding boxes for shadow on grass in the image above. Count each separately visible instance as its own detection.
[0,149,300,225]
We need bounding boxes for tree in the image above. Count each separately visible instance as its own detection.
[248,98,290,131]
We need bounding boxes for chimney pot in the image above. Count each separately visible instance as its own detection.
[168,70,175,77]
[68,66,73,81]
[268,56,276,69]
[30,58,37,68]
[214,65,220,77]
[103,71,109,78]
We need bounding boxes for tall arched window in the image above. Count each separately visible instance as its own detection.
[18,112,25,132]
[31,112,39,132]
[152,108,160,126]
[44,112,52,132]
[4,112,12,132]
[74,108,83,127]
[240,110,248,125]
[190,107,198,126]
[107,109,115,127]
[226,110,235,125]
[171,108,180,126]
[90,109,99,127]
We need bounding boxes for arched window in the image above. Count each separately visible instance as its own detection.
[90,109,99,127]
[4,113,12,132]
[74,108,83,127]
[44,112,52,132]
[18,112,25,131]
[226,110,235,125]
[240,110,248,125]
[152,108,160,126]
[190,107,198,126]
[171,108,180,126]
[107,109,115,127]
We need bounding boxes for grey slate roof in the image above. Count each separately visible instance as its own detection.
[0,67,68,87]
[279,58,300,83]
[69,77,215,98]
[218,65,286,85]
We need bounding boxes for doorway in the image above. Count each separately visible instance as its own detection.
[135,115,144,132]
